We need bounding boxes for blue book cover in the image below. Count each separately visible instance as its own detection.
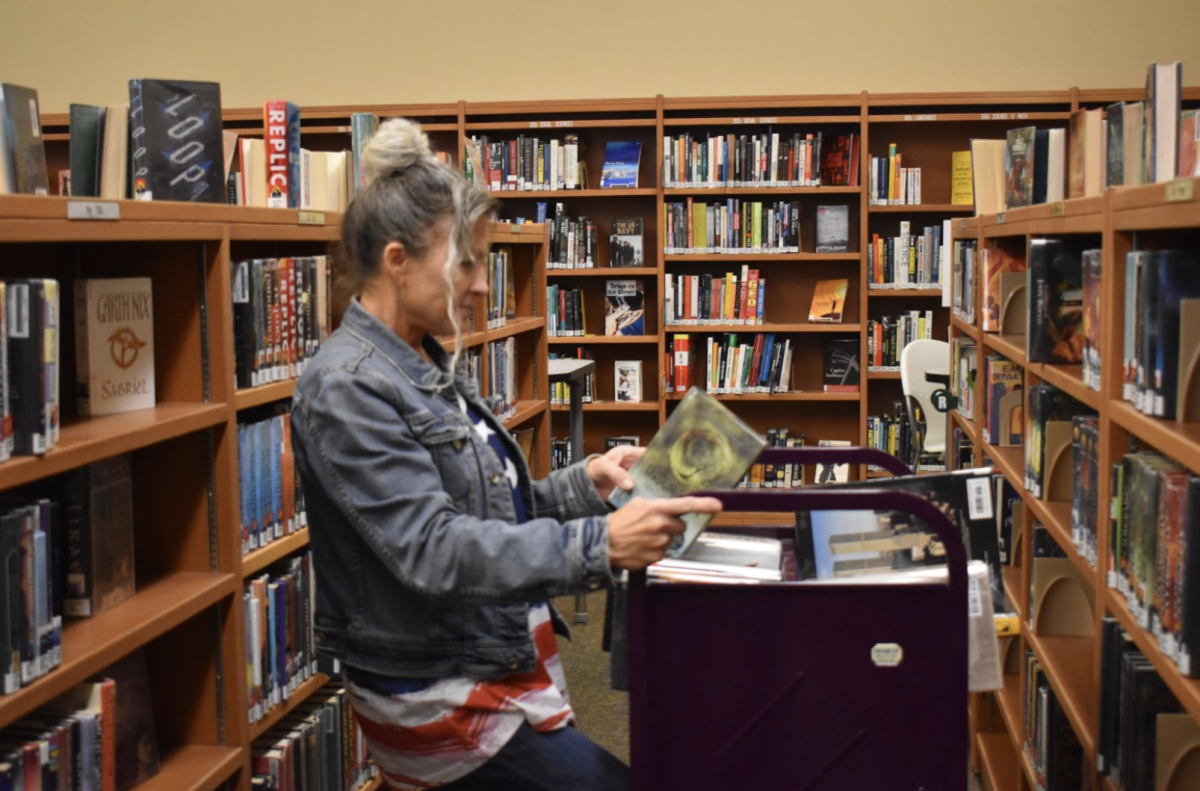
[600,141,642,188]
[270,416,283,539]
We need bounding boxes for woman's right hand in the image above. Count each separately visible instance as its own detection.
[606,496,724,571]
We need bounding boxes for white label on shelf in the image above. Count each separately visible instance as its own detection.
[966,477,993,521]
[1051,202,1065,216]
[759,117,778,124]
[870,643,904,667]
[298,210,326,226]
[732,117,758,125]
[1166,179,1195,202]
[67,201,121,221]
[903,114,938,122]
[996,213,1006,224]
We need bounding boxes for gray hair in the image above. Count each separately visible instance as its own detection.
[341,118,497,380]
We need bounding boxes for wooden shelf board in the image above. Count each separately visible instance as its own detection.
[0,195,344,227]
[664,186,860,196]
[228,224,340,242]
[466,119,656,130]
[1025,632,1097,759]
[136,744,243,791]
[1111,177,1200,227]
[867,370,902,380]
[951,315,980,339]
[710,511,795,528]
[1000,565,1020,612]
[549,335,657,345]
[0,403,229,492]
[663,94,862,111]
[551,402,660,413]
[981,220,1029,239]
[0,571,237,729]
[665,323,860,333]
[502,400,548,430]
[994,672,1025,755]
[867,288,945,297]
[664,252,860,262]
[1105,589,1200,722]
[439,329,487,351]
[547,267,657,277]
[976,732,1021,791]
[1108,401,1200,475]
[662,115,861,126]
[1035,364,1100,411]
[982,197,1104,228]
[243,530,311,578]
[869,204,975,213]
[981,333,1027,366]
[1026,497,1094,581]
[250,672,333,741]
[980,443,1023,494]
[491,189,657,199]
[235,379,297,411]
[0,218,225,243]
[870,112,1071,123]
[950,411,980,448]
[664,391,859,402]
[489,222,547,244]
[487,316,546,342]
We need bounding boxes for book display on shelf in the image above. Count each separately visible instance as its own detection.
[600,141,641,188]
[74,277,154,417]
[0,84,50,196]
[128,79,224,203]
[609,217,644,267]
[604,279,645,336]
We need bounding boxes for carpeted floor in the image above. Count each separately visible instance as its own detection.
[554,591,982,790]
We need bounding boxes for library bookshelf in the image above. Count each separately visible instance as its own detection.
[0,193,549,791]
[949,179,1200,791]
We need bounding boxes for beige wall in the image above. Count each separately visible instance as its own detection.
[4,0,1200,115]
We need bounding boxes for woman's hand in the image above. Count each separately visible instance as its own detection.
[586,445,646,502]
[607,496,723,571]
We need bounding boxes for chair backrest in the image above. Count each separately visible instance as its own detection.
[900,339,951,457]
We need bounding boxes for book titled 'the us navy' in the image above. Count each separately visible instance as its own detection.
[128,79,224,202]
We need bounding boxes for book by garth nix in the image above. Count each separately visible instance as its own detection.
[75,278,155,416]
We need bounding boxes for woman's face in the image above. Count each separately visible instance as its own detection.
[400,215,491,339]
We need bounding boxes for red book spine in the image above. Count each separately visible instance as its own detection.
[264,101,290,209]
[749,333,765,388]
[737,267,750,322]
[674,335,690,394]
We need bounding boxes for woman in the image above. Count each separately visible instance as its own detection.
[290,118,721,791]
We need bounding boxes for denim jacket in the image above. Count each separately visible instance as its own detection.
[290,299,615,679]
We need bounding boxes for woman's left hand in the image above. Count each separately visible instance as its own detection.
[586,445,646,502]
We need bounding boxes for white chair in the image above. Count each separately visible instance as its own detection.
[900,339,951,467]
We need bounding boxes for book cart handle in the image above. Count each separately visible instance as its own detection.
[755,445,915,477]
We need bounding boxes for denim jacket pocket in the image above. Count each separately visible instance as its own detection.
[407,412,479,515]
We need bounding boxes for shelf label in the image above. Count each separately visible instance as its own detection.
[902,114,938,122]
[298,211,326,226]
[1165,179,1195,203]
[996,213,1006,224]
[980,112,1030,121]
[870,643,904,667]
[732,117,779,124]
[529,120,574,128]
[67,201,120,221]
[1051,202,1065,216]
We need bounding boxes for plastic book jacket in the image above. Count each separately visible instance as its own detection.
[599,141,641,188]
[608,388,766,556]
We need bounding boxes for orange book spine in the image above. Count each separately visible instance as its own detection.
[100,678,117,791]
[674,335,690,393]
[805,133,815,184]
[281,416,296,533]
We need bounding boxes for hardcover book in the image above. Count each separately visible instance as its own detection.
[951,151,974,205]
[608,387,766,557]
[986,356,1023,447]
[814,205,850,252]
[75,278,155,416]
[264,101,300,209]
[128,79,224,202]
[1082,249,1103,392]
[0,84,49,195]
[609,217,644,267]
[599,141,641,188]
[605,279,645,336]
[63,454,136,617]
[981,246,1027,333]
[69,104,106,198]
[1027,239,1084,365]
[1004,127,1036,209]
[823,338,860,393]
[808,279,849,323]
[1068,108,1104,199]
[615,360,643,403]
[99,648,161,791]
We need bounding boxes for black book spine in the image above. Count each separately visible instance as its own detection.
[6,282,46,456]
[1181,475,1200,677]
[231,260,255,389]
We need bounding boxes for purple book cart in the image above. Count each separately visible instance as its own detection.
[628,446,968,791]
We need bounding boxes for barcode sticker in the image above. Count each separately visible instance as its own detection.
[29,99,40,136]
[967,577,984,617]
[8,284,28,339]
[966,476,993,521]
[232,262,250,303]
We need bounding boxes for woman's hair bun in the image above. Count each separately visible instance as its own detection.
[358,118,434,186]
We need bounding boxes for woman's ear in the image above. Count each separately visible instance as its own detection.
[381,241,407,280]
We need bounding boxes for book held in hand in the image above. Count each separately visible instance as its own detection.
[605,279,645,336]
[608,388,766,557]
[75,278,155,416]
[609,217,644,267]
[809,279,849,323]
[599,141,641,188]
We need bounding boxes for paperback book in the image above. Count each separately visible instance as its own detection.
[609,217,644,267]
[599,141,641,188]
[823,339,860,393]
[608,388,766,557]
[808,279,849,323]
[1027,239,1084,365]
[614,360,643,403]
[814,205,850,252]
[605,279,645,336]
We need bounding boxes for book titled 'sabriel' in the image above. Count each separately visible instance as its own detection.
[75,278,155,417]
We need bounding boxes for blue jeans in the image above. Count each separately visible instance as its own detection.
[439,723,630,791]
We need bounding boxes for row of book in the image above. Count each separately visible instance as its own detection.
[246,550,316,725]
[546,285,586,337]
[1001,126,1067,209]
[663,269,764,326]
[252,681,377,791]
[1097,616,1190,791]
[660,130,859,188]
[467,134,582,191]
[867,144,923,205]
[1023,649,1086,790]
[1111,451,1199,676]
[866,404,916,470]
[663,199,806,254]
[485,247,518,330]
[679,333,796,396]
[950,239,977,326]
[1024,384,1093,499]
[487,338,519,422]
[535,205,647,269]
[238,411,307,556]
[950,338,977,421]
[865,311,935,370]
[232,257,332,391]
[1123,249,1200,422]
[867,222,946,289]
[1070,416,1101,569]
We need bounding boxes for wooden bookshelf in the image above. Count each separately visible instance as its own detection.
[137,745,244,791]
[243,531,311,578]
[234,379,297,411]
[249,672,332,741]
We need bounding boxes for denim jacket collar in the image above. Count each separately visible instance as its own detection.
[340,298,481,401]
